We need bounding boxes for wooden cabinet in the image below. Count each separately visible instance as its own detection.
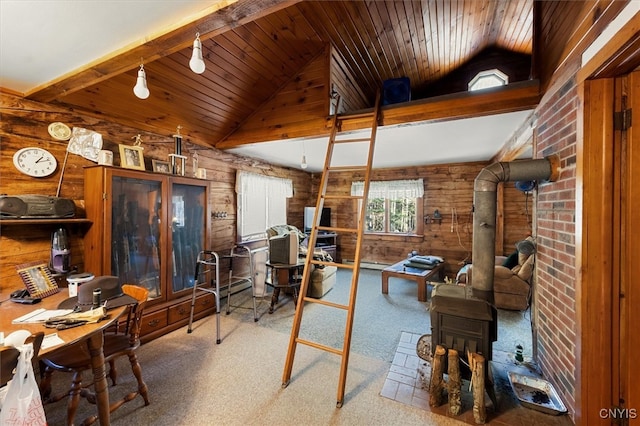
[83,165,212,341]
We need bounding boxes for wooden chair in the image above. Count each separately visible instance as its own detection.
[40,285,150,426]
[1,332,44,387]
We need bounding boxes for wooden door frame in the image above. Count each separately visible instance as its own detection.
[576,11,640,423]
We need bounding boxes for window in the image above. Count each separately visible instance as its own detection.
[236,171,293,241]
[351,179,423,234]
[468,69,508,91]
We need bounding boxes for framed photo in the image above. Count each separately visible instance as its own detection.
[152,159,170,174]
[15,261,60,299]
[119,144,145,170]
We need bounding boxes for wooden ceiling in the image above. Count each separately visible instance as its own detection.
[26,0,535,149]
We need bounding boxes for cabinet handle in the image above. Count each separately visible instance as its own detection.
[200,299,211,306]
[178,307,187,315]
[148,319,160,328]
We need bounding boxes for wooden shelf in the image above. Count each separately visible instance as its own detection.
[0,218,92,226]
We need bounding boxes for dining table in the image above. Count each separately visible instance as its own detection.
[1,288,127,426]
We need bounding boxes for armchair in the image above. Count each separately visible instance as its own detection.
[456,237,535,310]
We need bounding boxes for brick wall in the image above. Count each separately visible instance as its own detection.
[534,76,578,417]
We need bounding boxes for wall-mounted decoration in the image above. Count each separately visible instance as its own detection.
[47,122,72,141]
[15,261,60,299]
[152,159,170,174]
[13,147,58,177]
[119,144,145,170]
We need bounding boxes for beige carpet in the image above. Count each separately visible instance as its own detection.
[41,269,542,425]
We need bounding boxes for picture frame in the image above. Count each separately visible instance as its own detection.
[15,261,60,299]
[119,144,145,170]
[152,159,170,174]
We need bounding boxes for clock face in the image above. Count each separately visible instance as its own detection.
[13,147,58,177]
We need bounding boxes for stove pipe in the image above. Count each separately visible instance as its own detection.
[471,155,561,302]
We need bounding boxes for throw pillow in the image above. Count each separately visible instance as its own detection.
[502,251,519,269]
[517,255,535,281]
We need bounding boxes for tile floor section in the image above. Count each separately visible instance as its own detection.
[381,332,575,425]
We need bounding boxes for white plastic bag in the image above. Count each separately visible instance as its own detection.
[0,342,47,425]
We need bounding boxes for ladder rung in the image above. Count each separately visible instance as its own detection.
[334,137,372,144]
[323,194,364,200]
[302,296,349,310]
[318,226,358,234]
[339,111,376,121]
[327,166,367,172]
[310,259,353,269]
[295,337,344,356]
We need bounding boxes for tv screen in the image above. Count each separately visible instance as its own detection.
[304,207,331,233]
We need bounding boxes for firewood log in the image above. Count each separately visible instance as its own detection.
[470,352,486,424]
[447,349,461,415]
[429,345,446,407]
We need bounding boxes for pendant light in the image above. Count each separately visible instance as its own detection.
[189,32,206,74]
[133,60,150,99]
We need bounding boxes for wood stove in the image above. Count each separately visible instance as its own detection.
[430,284,497,362]
[429,283,499,408]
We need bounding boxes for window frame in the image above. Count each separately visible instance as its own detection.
[236,171,293,242]
[359,196,423,235]
[468,68,509,91]
[351,179,424,236]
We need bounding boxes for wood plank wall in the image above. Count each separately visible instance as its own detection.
[311,162,532,278]
[0,92,311,296]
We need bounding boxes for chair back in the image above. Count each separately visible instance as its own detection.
[1,332,44,387]
[121,284,149,346]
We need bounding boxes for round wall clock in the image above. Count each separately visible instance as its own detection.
[13,147,58,177]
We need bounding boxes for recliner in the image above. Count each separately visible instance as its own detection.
[456,237,535,311]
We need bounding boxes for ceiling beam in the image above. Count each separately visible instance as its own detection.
[215,80,541,149]
[26,0,302,103]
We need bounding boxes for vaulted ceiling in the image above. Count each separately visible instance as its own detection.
[2,0,539,170]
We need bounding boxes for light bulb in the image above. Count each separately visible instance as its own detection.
[189,34,206,74]
[133,64,150,99]
[301,155,308,169]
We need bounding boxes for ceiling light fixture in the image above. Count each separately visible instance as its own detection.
[133,60,150,99]
[189,32,206,74]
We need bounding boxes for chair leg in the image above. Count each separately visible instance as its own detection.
[108,359,117,386]
[67,371,83,426]
[40,366,54,401]
[129,352,150,406]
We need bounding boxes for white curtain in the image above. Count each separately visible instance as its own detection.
[350,179,424,199]
[236,171,293,240]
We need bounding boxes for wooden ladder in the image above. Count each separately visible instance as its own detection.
[281,91,381,407]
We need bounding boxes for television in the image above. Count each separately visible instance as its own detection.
[268,232,298,264]
[303,207,331,233]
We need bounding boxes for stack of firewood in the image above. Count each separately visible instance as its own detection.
[428,344,487,424]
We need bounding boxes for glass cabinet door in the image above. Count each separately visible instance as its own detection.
[111,176,163,300]
[170,182,206,294]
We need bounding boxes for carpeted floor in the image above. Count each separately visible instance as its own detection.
[40,268,566,425]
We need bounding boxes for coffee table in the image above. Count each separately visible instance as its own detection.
[381,259,445,302]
